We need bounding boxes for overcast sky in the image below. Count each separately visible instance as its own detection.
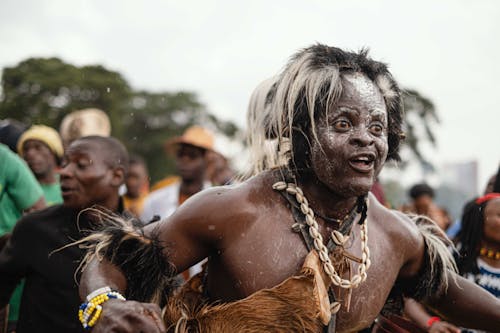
[1,0,499,191]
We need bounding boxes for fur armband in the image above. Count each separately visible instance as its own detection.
[381,216,458,316]
[404,216,458,301]
[76,209,178,304]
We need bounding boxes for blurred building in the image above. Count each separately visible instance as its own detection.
[434,160,478,220]
[441,160,478,197]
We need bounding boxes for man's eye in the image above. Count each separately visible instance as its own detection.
[370,124,384,135]
[333,120,351,130]
[77,160,91,169]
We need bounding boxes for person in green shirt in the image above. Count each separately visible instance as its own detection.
[0,143,45,331]
[17,125,64,206]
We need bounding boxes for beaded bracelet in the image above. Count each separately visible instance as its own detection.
[78,290,126,330]
[85,286,112,302]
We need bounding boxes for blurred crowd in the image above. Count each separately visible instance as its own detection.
[0,109,236,332]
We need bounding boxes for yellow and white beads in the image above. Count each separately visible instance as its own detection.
[78,289,125,330]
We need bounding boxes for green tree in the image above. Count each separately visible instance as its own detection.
[400,88,439,171]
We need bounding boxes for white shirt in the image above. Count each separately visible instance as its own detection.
[140,181,181,223]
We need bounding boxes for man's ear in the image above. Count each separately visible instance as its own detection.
[110,167,125,187]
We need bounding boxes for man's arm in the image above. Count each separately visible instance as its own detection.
[425,272,500,331]
[404,297,460,333]
[79,187,231,332]
[79,257,166,333]
[24,196,46,213]
[78,218,203,333]
[398,214,500,331]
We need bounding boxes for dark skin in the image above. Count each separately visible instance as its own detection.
[206,151,234,186]
[80,74,500,332]
[175,143,207,196]
[0,138,125,331]
[22,139,59,184]
[59,139,124,211]
[404,298,460,333]
[24,197,46,213]
[481,198,500,268]
[125,162,149,199]
[484,174,496,195]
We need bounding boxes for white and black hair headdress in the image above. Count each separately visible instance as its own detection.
[246,44,405,175]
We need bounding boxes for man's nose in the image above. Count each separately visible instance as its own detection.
[349,127,374,147]
[58,164,73,178]
[23,147,36,159]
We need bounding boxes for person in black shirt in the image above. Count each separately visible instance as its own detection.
[0,136,129,333]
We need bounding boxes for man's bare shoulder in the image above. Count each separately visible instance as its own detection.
[369,194,426,277]
[369,194,423,251]
[182,172,273,210]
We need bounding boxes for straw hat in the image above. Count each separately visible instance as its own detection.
[165,126,214,152]
[59,108,111,145]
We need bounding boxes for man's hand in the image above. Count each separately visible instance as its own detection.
[91,299,166,333]
[428,320,460,333]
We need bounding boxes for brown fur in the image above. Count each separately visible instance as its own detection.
[163,251,330,333]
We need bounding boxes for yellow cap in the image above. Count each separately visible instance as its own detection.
[17,125,64,159]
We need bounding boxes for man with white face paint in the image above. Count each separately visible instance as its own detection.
[77,44,500,333]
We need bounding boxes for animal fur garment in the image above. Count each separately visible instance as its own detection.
[162,251,331,333]
[75,209,178,303]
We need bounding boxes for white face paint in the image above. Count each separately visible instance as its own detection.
[343,73,380,102]
[309,73,389,198]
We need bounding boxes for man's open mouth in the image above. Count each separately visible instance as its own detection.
[349,154,375,173]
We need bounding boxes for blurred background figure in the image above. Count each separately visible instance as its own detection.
[447,169,499,239]
[59,108,111,148]
[447,187,500,333]
[0,119,28,153]
[140,125,213,223]
[17,125,64,206]
[123,154,150,217]
[455,193,500,296]
[0,142,45,333]
[0,136,129,333]
[206,150,235,186]
[401,183,451,231]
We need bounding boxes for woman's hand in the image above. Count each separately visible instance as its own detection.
[428,320,460,333]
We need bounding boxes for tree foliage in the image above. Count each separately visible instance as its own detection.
[400,88,439,170]
[0,57,131,137]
